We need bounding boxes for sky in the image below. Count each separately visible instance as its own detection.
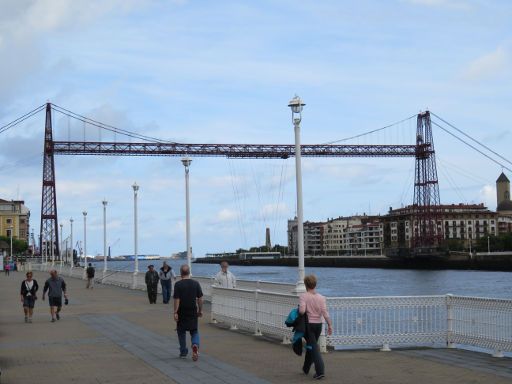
[0,0,511,257]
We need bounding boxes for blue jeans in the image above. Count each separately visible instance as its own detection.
[161,280,171,304]
[177,329,199,356]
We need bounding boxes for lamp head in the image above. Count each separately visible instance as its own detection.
[132,182,139,192]
[181,157,192,167]
[102,200,108,206]
[83,211,87,217]
[288,95,305,114]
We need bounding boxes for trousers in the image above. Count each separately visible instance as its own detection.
[303,323,324,376]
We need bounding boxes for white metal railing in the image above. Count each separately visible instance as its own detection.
[447,295,512,357]
[28,264,294,297]
[326,295,447,351]
[211,286,296,343]
[211,287,512,357]
[29,263,512,357]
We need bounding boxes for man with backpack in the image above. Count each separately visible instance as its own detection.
[86,263,95,289]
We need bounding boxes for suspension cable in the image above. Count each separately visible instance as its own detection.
[432,120,512,173]
[0,104,46,134]
[50,103,176,144]
[322,114,417,145]
[431,112,512,167]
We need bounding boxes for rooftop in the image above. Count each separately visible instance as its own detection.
[497,172,510,183]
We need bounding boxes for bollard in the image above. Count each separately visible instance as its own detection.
[380,343,391,352]
[492,349,504,358]
[282,335,292,345]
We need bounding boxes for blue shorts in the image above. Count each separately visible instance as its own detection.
[48,297,62,308]
[23,296,36,308]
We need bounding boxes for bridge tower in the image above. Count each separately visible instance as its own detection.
[412,111,442,251]
[39,103,60,258]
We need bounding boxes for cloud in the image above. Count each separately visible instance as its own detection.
[216,208,238,223]
[461,46,510,81]
[479,184,496,209]
[403,0,472,9]
[261,203,288,216]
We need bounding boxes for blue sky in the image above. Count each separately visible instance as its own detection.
[0,0,511,257]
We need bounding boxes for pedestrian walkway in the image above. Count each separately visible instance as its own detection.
[0,271,511,384]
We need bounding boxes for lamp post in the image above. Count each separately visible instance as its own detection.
[102,200,108,280]
[50,226,54,266]
[83,211,87,279]
[181,157,192,273]
[132,183,139,289]
[288,95,306,293]
[60,223,63,266]
[42,230,47,265]
[9,226,13,263]
[70,218,74,268]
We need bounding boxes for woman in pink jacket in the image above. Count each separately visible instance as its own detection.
[299,275,333,380]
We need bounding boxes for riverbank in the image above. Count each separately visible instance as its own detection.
[194,254,512,271]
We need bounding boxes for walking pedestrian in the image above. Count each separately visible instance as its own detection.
[20,271,39,323]
[299,275,333,380]
[145,265,159,304]
[4,263,10,276]
[159,262,175,304]
[42,269,68,323]
[214,260,236,288]
[86,263,95,289]
[173,264,203,361]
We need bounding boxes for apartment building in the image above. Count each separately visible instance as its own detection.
[0,199,30,243]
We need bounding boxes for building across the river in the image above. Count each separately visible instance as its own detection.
[288,172,512,255]
[0,199,30,243]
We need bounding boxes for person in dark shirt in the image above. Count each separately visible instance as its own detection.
[86,263,95,289]
[42,269,68,323]
[20,271,39,323]
[145,265,159,304]
[173,264,203,361]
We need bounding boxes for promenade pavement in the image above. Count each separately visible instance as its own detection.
[1,270,511,384]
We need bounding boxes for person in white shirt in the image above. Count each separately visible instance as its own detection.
[214,261,236,288]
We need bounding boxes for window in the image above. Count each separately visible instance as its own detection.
[6,229,11,237]
[6,218,12,224]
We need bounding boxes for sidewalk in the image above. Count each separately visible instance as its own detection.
[0,271,511,383]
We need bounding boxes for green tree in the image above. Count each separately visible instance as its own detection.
[0,235,28,255]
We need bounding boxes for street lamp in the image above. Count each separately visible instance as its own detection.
[83,211,87,279]
[132,182,139,289]
[181,157,192,273]
[8,226,13,263]
[50,226,54,266]
[102,200,108,279]
[60,223,64,266]
[70,218,74,268]
[288,95,306,293]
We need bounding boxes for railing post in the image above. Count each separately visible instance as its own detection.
[319,323,328,353]
[380,343,391,352]
[254,289,263,336]
[210,284,218,324]
[446,294,455,349]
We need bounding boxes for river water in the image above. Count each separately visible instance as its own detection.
[92,259,511,299]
